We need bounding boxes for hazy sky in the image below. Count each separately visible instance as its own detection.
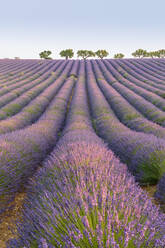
[1,0,164,59]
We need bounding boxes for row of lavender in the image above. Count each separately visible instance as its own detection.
[110,59,165,99]
[0,60,78,134]
[0,61,79,213]
[92,60,165,139]
[0,59,165,209]
[97,60,165,126]
[0,60,50,88]
[86,60,165,185]
[0,61,64,120]
[8,61,165,248]
[104,60,165,109]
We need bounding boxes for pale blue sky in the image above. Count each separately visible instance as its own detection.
[0,0,164,59]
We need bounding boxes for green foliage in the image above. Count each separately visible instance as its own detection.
[114,53,125,59]
[95,50,109,59]
[138,151,165,185]
[39,50,52,59]
[59,49,74,60]
[136,49,165,58]
[77,50,95,59]
[132,49,147,58]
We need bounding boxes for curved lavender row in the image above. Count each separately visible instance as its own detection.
[0,60,55,95]
[0,60,75,134]
[155,173,165,203]
[0,62,40,82]
[10,61,165,247]
[0,61,63,111]
[119,59,165,91]
[0,60,45,80]
[145,58,165,72]
[98,60,165,127]
[0,60,56,88]
[0,60,44,85]
[0,60,36,80]
[131,59,165,81]
[114,59,165,90]
[0,60,18,73]
[0,74,77,214]
[0,61,69,120]
[109,59,165,111]
[86,60,165,184]
[92,60,165,139]
[125,59,165,83]
[135,59,165,80]
[150,58,165,70]
[111,60,165,98]
[10,146,165,247]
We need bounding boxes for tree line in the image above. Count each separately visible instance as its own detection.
[39,49,165,59]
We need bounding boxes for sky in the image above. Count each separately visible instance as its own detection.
[0,0,165,59]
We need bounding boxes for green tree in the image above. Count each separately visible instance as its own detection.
[145,51,156,58]
[77,50,95,59]
[157,49,165,58]
[39,50,52,59]
[59,49,74,60]
[95,50,109,59]
[132,49,147,58]
[114,53,125,59]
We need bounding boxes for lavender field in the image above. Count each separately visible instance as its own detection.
[0,58,165,247]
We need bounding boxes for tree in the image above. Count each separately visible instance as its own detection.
[144,51,156,58]
[114,53,125,59]
[59,49,74,60]
[157,49,165,58]
[95,50,109,59]
[39,50,52,59]
[132,49,147,58]
[77,50,95,59]
[146,50,165,58]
